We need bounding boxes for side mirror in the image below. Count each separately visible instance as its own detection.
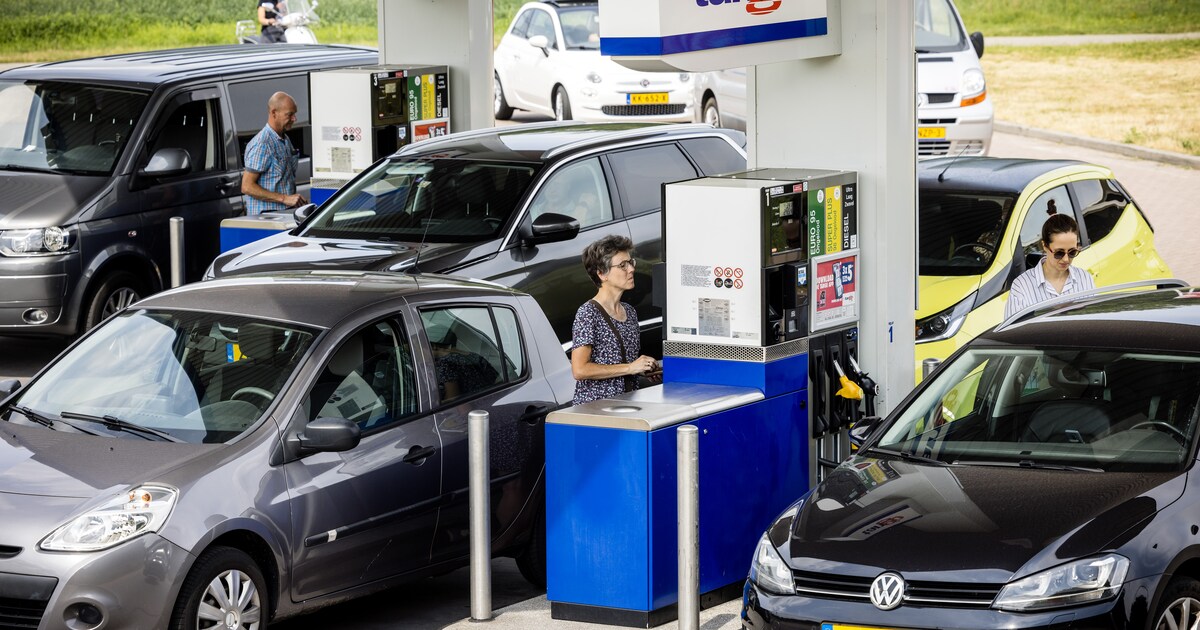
[293,203,317,225]
[528,34,551,56]
[849,416,883,448]
[0,379,21,399]
[970,31,985,58]
[295,417,361,454]
[523,212,579,246]
[139,148,191,178]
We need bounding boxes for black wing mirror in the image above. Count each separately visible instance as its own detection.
[970,31,985,58]
[139,148,192,178]
[522,212,580,246]
[849,415,883,448]
[0,379,21,399]
[295,417,361,454]
[293,203,317,225]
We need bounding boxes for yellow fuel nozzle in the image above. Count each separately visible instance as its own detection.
[833,360,863,400]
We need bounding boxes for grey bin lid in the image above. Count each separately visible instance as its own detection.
[547,382,764,432]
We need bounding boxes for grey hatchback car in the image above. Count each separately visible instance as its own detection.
[0,271,572,629]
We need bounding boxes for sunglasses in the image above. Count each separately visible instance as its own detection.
[1050,248,1081,260]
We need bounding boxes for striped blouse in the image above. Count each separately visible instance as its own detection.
[1004,259,1096,319]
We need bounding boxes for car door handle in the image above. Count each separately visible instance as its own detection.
[216,179,239,193]
[403,445,437,464]
[519,404,550,425]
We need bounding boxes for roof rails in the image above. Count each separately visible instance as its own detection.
[393,120,575,156]
[543,123,713,160]
[996,278,1191,331]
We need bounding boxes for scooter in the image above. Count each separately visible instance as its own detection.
[236,0,320,45]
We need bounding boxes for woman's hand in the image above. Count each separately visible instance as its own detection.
[628,355,656,376]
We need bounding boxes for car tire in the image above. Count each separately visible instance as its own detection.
[515,504,547,588]
[703,97,721,127]
[1153,576,1200,629]
[170,546,267,630]
[553,86,572,121]
[494,73,514,120]
[82,270,147,332]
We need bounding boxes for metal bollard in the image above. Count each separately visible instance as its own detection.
[922,357,941,380]
[468,410,492,622]
[677,425,700,630]
[169,217,185,288]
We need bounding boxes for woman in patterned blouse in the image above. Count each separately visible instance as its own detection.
[570,235,657,405]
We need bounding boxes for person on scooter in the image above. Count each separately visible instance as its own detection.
[257,1,287,43]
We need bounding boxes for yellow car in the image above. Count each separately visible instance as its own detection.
[915,157,1172,380]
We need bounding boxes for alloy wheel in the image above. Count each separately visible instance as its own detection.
[1157,596,1200,630]
[102,287,140,319]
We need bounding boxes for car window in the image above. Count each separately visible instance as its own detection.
[680,137,746,176]
[527,158,613,229]
[917,191,1015,276]
[527,9,558,49]
[493,307,526,381]
[144,93,222,175]
[607,144,698,216]
[228,75,311,161]
[1019,185,1075,262]
[1073,179,1129,244]
[914,0,967,52]
[558,5,600,50]
[308,320,418,431]
[510,9,533,38]
[420,307,512,405]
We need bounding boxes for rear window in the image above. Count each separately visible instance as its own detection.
[919,191,1017,276]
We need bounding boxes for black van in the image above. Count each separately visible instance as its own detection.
[0,45,377,336]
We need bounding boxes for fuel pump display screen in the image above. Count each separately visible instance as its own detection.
[766,192,807,265]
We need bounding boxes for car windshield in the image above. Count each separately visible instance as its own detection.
[5,309,318,444]
[874,346,1200,472]
[919,191,1016,276]
[302,158,539,242]
[558,5,600,50]
[914,0,968,53]
[0,80,149,175]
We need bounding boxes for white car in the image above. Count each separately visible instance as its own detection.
[493,0,694,123]
[694,0,994,158]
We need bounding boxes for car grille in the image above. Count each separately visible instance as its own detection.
[0,547,19,559]
[792,570,1001,609]
[601,104,686,116]
[918,117,958,125]
[918,139,986,157]
[924,92,956,104]
[0,574,56,630]
[0,598,47,630]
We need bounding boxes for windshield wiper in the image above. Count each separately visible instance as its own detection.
[0,164,59,175]
[7,404,57,430]
[953,459,1103,473]
[862,447,949,466]
[60,411,182,442]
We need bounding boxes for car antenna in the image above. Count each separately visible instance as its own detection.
[408,177,436,275]
[937,144,971,182]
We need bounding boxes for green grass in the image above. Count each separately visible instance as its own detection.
[956,0,1200,36]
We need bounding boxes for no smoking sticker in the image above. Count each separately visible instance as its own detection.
[734,279,743,289]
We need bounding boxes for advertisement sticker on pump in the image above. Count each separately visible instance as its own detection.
[811,250,858,331]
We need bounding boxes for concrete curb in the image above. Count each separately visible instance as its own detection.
[995,120,1200,170]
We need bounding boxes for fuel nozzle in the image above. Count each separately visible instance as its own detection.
[833,359,863,401]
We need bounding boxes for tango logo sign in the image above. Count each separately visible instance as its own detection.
[694,0,783,17]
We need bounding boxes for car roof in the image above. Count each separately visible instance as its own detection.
[919,157,1086,195]
[135,271,523,329]
[979,286,1200,354]
[395,121,745,163]
[0,45,378,89]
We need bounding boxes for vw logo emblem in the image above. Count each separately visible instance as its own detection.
[869,572,905,610]
[640,79,650,88]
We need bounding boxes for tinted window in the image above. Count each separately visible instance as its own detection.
[680,137,746,175]
[527,9,558,48]
[493,307,526,380]
[607,144,698,216]
[228,75,311,159]
[510,9,533,38]
[304,157,538,242]
[308,320,417,431]
[145,95,222,175]
[421,307,511,404]
[527,157,613,229]
[1073,179,1129,244]
[1020,185,1075,261]
[918,191,1016,276]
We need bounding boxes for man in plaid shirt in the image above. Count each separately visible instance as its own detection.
[241,91,306,215]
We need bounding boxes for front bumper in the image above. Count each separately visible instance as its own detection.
[917,99,994,158]
[0,533,192,630]
[0,251,81,334]
[742,576,1155,630]
[573,87,695,123]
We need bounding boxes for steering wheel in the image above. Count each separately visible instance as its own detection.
[231,387,275,409]
[952,242,990,259]
[1130,420,1187,443]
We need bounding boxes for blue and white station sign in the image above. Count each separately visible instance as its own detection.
[599,0,841,72]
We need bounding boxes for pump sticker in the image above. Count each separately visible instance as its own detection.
[680,264,712,288]
[697,298,730,337]
[811,250,859,331]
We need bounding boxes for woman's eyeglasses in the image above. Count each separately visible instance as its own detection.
[611,259,637,271]
[1051,248,1081,260]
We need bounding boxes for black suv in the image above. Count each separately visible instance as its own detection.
[0,45,377,336]
[745,280,1200,630]
[208,121,748,353]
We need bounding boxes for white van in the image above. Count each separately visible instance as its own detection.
[694,0,993,157]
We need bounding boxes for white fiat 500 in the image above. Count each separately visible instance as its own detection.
[493,0,694,123]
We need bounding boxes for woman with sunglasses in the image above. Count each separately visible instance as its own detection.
[1004,213,1095,318]
[570,234,657,405]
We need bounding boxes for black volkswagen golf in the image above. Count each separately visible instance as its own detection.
[745,282,1200,629]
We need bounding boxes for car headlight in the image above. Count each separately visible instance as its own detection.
[993,554,1129,612]
[586,71,603,84]
[915,292,975,344]
[0,227,73,256]
[749,533,794,595]
[960,68,986,105]
[40,485,178,552]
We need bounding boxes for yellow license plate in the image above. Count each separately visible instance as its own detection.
[822,624,900,630]
[917,127,946,139]
[628,92,669,105]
